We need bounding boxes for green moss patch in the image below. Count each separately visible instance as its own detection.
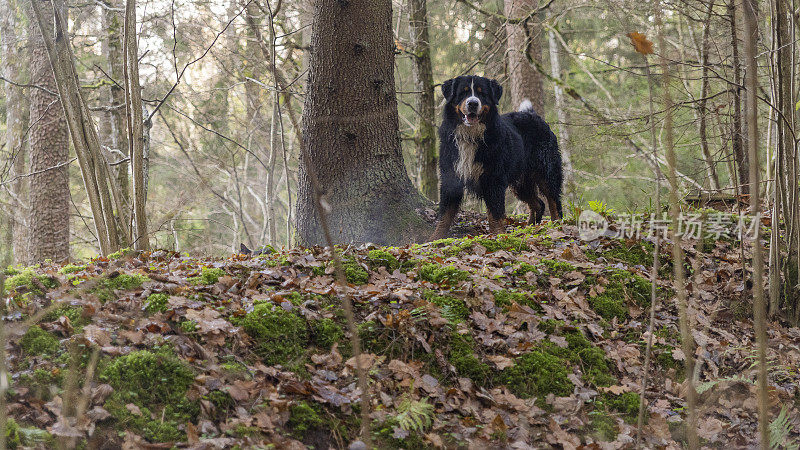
[512,262,539,277]
[606,392,640,422]
[500,349,573,399]
[288,401,324,433]
[20,326,59,356]
[448,332,491,386]
[588,269,652,321]
[42,305,87,328]
[311,318,344,349]
[426,292,469,323]
[430,234,529,255]
[238,303,309,367]
[188,267,225,285]
[4,268,58,298]
[58,264,86,275]
[418,264,469,285]
[100,349,197,442]
[539,259,576,277]
[144,293,170,313]
[344,263,369,285]
[367,249,400,271]
[590,410,618,441]
[602,241,654,267]
[107,248,135,260]
[91,272,148,303]
[493,289,540,311]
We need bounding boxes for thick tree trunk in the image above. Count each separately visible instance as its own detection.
[27,0,70,263]
[297,0,430,246]
[504,0,544,113]
[1,0,29,263]
[407,0,438,201]
[31,0,121,256]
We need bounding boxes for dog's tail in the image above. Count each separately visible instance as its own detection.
[519,99,534,113]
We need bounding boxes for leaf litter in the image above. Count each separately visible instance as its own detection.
[2,219,799,448]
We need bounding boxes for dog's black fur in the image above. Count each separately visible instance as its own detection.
[431,75,563,239]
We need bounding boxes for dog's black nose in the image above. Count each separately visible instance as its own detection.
[466,98,479,112]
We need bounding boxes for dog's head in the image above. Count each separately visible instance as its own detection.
[442,75,503,126]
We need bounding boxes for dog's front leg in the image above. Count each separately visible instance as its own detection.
[431,180,464,240]
[484,185,507,234]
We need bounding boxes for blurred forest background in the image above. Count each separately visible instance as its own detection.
[0,0,785,261]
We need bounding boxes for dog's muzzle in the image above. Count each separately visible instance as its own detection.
[460,96,482,126]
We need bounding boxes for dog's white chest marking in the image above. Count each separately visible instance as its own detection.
[453,123,486,184]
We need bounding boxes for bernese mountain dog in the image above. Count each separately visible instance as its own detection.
[431,75,563,240]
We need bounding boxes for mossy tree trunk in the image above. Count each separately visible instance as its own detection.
[296,0,431,246]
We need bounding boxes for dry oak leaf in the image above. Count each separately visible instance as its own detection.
[627,32,654,55]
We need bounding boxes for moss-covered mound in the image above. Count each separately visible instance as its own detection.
[90,272,148,303]
[588,269,653,320]
[20,326,59,356]
[238,303,309,366]
[418,264,469,285]
[188,266,226,285]
[100,349,197,442]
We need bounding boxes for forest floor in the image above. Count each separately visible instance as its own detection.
[3,211,800,449]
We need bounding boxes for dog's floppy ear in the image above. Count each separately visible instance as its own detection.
[490,79,503,104]
[442,78,456,103]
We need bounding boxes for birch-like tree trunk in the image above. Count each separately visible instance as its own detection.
[407,0,437,201]
[1,0,29,263]
[773,0,799,322]
[698,2,721,192]
[728,0,749,194]
[546,13,573,193]
[102,0,131,243]
[123,0,148,251]
[741,0,769,442]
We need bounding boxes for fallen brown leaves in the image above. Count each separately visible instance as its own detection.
[2,219,799,448]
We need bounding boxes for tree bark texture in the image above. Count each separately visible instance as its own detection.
[504,0,544,113]
[123,0,149,251]
[699,2,721,192]
[407,0,438,201]
[774,0,800,321]
[297,0,430,246]
[102,0,131,237]
[729,0,749,193]
[27,0,70,263]
[1,0,29,263]
[31,0,121,256]
[546,15,573,193]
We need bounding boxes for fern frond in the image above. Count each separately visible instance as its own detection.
[769,406,799,450]
[395,398,434,433]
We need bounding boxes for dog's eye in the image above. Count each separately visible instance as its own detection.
[477,87,482,93]
[463,87,469,92]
